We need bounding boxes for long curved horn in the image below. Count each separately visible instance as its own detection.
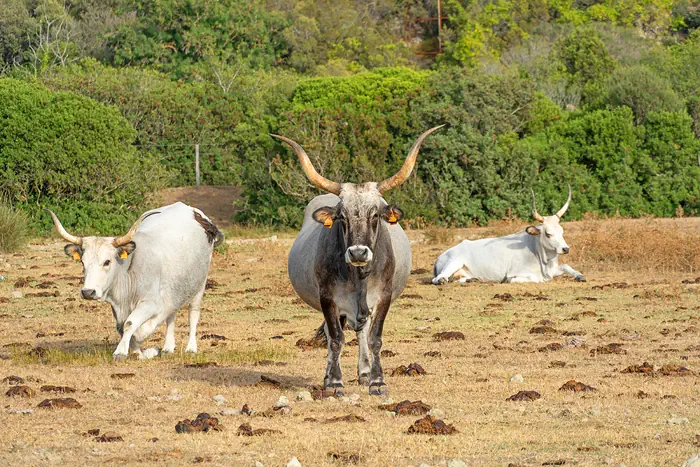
[376,125,444,194]
[269,134,341,195]
[530,190,544,223]
[45,209,82,245]
[113,211,160,247]
[555,184,572,219]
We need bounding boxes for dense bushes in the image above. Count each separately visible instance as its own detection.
[0,78,168,234]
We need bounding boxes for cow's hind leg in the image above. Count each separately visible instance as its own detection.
[432,259,465,285]
[161,312,177,353]
[453,267,476,283]
[356,315,372,386]
[321,295,345,395]
[185,282,205,353]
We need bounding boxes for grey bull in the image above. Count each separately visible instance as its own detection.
[47,202,223,359]
[274,126,443,395]
[432,186,585,284]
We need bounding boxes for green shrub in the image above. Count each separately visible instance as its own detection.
[0,77,169,234]
[0,200,29,252]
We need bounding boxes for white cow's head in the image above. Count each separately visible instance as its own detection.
[46,210,159,300]
[526,186,572,255]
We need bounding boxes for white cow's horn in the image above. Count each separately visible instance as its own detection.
[377,125,444,194]
[270,134,341,195]
[45,209,82,245]
[530,190,545,223]
[113,211,160,247]
[555,184,572,219]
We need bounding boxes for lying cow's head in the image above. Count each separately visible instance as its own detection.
[526,186,572,255]
[271,126,443,268]
[46,210,159,300]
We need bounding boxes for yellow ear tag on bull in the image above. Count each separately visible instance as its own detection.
[72,252,81,261]
[119,250,129,259]
[323,218,333,229]
[388,214,398,224]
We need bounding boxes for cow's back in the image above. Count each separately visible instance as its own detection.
[130,202,215,307]
[288,194,411,311]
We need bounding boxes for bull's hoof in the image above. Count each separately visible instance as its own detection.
[369,383,388,396]
[357,375,370,386]
[432,277,448,285]
[323,384,345,397]
[112,352,127,361]
[575,275,586,282]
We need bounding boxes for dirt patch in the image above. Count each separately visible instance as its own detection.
[14,278,30,288]
[38,398,82,409]
[110,373,135,379]
[539,343,563,352]
[40,385,76,393]
[201,334,227,341]
[296,335,326,350]
[176,413,222,433]
[381,350,397,357]
[236,423,280,436]
[433,331,465,341]
[590,343,626,355]
[529,326,558,334]
[559,380,597,392]
[6,385,35,397]
[493,293,514,302]
[324,414,366,423]
[184,362,218,368]
[621,362,655,375]
[658,364,695,376]
[592,283,628,290]
[507,391,541,402]
[378,400,432,415]
[391,363,426,376]
[328,451,360,464]
[256,375,282,388]
[96,432,123,443]
[424,351,441,357]
[406,415,458,435]
[3,375,25,385]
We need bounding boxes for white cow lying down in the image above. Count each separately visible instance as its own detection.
[432,186,585,284]
[47,202,223,359]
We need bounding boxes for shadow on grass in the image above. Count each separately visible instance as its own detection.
[171,365,313,389]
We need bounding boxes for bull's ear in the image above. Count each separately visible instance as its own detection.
[117,241,136,259]
[64,244,82,261]
[312,207,335,229]
[526,226,541,236]
[383,205,403,224]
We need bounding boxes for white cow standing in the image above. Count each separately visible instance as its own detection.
[47,202,223,359]
[432,186,585,284]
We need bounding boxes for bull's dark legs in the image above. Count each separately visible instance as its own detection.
[356,318,372,385]
[368,295,391,396]
[321,296,345,395]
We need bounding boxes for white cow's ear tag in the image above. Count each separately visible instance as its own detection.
[72,252,81,261]
[323,218,333,229]
[119,250,129,259]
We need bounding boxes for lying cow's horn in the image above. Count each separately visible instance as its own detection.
[113,211,161,247]
[555,184,572,219]
[530,190,545,223]
[269,134,341,195]
[45,209,83,245]
[377,125,444,194]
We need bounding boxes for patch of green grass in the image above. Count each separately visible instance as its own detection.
[0,201,29,253]
[12,345,113,366]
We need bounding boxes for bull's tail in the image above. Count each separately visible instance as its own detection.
[213,230,225,248]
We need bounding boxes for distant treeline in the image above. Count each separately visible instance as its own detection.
[2,0,700,232]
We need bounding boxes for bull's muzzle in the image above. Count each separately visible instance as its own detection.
[562,247,570,255]
[81,288,97,300]
[345,246,373,267]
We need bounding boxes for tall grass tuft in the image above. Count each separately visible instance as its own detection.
[0,201,28,253]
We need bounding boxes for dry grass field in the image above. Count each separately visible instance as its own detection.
[2,216,700,466]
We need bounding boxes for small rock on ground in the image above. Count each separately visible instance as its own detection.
[213,394,226,406]
[682,454,700,467]
[296,391,313,402]
[509,374,524,384]
[274,396,289,408]
[448,460,468,467]
[286,457,302,467]
[668,416,689,425]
